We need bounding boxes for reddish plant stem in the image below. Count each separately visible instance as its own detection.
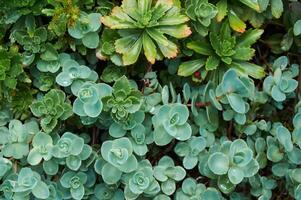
[187,96,223,108]
[92,127,99,145]
[141,63,152,94]
[227,121,233,139]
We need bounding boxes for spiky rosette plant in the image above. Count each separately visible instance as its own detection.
[178,21,265,83]
[101,0,192,65]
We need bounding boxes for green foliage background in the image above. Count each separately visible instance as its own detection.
[0,0,301,199]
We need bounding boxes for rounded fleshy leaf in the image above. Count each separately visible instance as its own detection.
[208,152,229,175]
[101,163,122,184]
[66,155,82,170]
[217,175,235,194]
[109,123,127,138]
[27,148,43,166]
[161,179,176,195]
[83,100,103,118]
[71,185,85,200]
[32,181,50,199]
[82,32,99,49]
[228,167,244,184]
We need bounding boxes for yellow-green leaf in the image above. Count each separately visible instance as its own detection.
[115,35,138,54]
[146,28,169,46]
[187,41,213,56]
[228,10,246,33]
[232,61,265,79]
[121,36,143,65]
[216,0,228,22]
[239,0,260,12]
[159,24,192,39]
[178,59,206,77]
[142,33,157,64]
[271,0,283,19]
[157,40,178,59]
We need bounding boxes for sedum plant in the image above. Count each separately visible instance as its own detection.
[27,132,53,165]
[185,0,218,36]
[30,89,73,132]
[218,69,255,115]
[73,82,112,118]
[60,170,87,200]
[55,57,98,93]
[93,183,124,200]
[100,137,138,184]
[207,139,259,186]
[31,68,55,92]
[68,12,102,49]
[11,167,50,199]
[152,103,192,146]
[101,0,192,65]
[0,157,12,179]
[36,44,63,73]
[174,136,206,169]
[0,46,23,93]
[154,156,186,195]
[1,0,301,199]
[52,132,92,171]
[0,119,38,159]
[249,175,277,200]
[175,177,223,200]
[122,160,160,199]
[263,56,299,102]
[103,76,143,130]
[12,16,48,56]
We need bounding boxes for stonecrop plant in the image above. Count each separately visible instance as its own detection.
[1,0,301,199]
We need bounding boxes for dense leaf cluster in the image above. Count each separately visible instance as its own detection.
[0,0,301,199]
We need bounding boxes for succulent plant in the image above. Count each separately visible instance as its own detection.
[0,157,12,179]
[31,68,55,92]
[103,76,143,131]
[218,69,255,115]
[36,44,62,73]
[176,178,223,200]
[12,17,48,55]
[129,124,152,156]
[249,175,277,200]
[68,12,102,49]
[11,167,50,199]
[52,132,92,170]
[185,0,217,36]
[154,156,186,195]
[101,137,138,184]
[101,0,191,65]
[93,183,124,200]
[2,0,301,199]
[60,171,87,200]
[0,119,38,159]
[178,22,265,82]
[73,82,112,118]
[30,89,73,132]
[294,20,301,36]
[263,56,299,102]
[207,139,259,185]
[174,136,207,169]
[122,160,160,199]
[55,57,98,94]
[0,46,23,91]
[27,132,53,165]
[103,76,142,122]
[152,103,192,146]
